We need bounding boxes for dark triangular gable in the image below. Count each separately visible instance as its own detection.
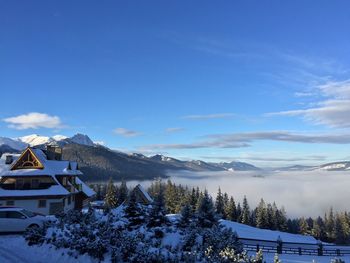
[11,148,44,170]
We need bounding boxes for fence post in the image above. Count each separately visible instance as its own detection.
[256,244,260,252]
[277,236,283,254]
[298,247,302,255]
[337,249,340,256]
[317,241,323,256]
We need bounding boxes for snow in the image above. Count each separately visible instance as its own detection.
[0,235,96,263]
[135,184,153,203]
[70,133,94,146]
[0,137,27,151]
[18,134,53,146]
[221,220,318,244]
[0,185,69,197]
[76,177,96,197]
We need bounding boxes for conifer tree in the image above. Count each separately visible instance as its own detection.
[241,196,250,225]
[326,207,336,241]
[178,203,192,228]
[196,189,217,228]
[299,217,310,235]
[215,187,225,218]
[117,180,128,205]
[104,177,118,209]
[225,197,237,221]
[256,198,268,229]
[125,190,144,229]
[147,181,167,227]
[223,192,229,219]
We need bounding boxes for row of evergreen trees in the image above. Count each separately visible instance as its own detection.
[91,179,350,244]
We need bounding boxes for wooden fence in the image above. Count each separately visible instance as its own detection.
[239,237,350,257]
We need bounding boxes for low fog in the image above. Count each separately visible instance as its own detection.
[165,170,350,218]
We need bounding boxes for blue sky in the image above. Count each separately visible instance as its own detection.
[1,1,350,166]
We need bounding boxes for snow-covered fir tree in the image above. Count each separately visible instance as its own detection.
[124,189,145,229]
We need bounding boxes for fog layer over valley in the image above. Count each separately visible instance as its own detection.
[165,170,350,218]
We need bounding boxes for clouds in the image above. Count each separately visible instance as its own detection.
[139,130,350,151]
[181,113,235,120]
[268,79,350,128]
[113,128,142,137]
[166,170,350,217]
[3,112,63,130]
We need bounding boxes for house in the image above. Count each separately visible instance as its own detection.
[131,184,153,205]
[0,146,95,215]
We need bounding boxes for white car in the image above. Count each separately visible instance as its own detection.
[0,207,48,233]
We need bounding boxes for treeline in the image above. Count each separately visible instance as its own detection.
[90,179,350,245]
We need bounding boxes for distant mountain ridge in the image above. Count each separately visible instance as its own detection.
[1,133,349,181]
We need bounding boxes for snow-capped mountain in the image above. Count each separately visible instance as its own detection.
[70,133,94,147]
[216,161,260,171]
[318,161,350,171]
[0,137,27,151]
[18,134,55,146]
[0,133,96,150]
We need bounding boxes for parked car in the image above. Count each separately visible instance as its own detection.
[0,207,50,233]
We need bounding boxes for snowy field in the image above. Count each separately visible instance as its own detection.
[1,218,350,263]
[0,234,349,263]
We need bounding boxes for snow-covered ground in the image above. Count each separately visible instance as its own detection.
[0,217,349,263]
[222,220,317,244]
[0,235,95,263]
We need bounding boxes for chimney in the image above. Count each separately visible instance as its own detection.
[5,155,13,164]
[46,145,62,160]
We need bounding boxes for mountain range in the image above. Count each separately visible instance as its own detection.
[0,134,349,181]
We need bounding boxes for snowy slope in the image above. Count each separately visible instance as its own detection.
[70,133,94,146]
[0,137,27,150]
[221,220,317,244]
[18,134,54,146]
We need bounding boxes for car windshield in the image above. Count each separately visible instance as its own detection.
[20,209,36,218]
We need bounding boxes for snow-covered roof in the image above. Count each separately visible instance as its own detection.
[76,177,95,197]
[135,184,153,203]
[0,185,70,198]
[0,148,82,177]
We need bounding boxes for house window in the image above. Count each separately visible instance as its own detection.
[16,179,24,189]
[38,200,47,208]
[62,198,65,206]
[6,200,14,206]
[32,179,40,189]
[68,196,71,205]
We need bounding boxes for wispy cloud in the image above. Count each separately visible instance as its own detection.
[3,112,64,130]
[139,130,350,150]
[113,128,142,137]
[181,113,235,120]
[267,79,350,128]
[165,127,185,133]
[200,154,327,163]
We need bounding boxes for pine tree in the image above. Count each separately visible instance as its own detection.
[147,181,167,227]
[299,217,310,235]
[326,207,336,242]
[223,192,229,219]
[196,189,217,228]
[104,178,118,209]
[117,180,128,205]
[215,187,225,218]
[256,198,268,229]
[237,203,242,222]
[189,188,198,213]
[312,216,326,241]
[125,190,144,229]
[178,203,192,228]
[241,196,250,225]
[225,197,237,221]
